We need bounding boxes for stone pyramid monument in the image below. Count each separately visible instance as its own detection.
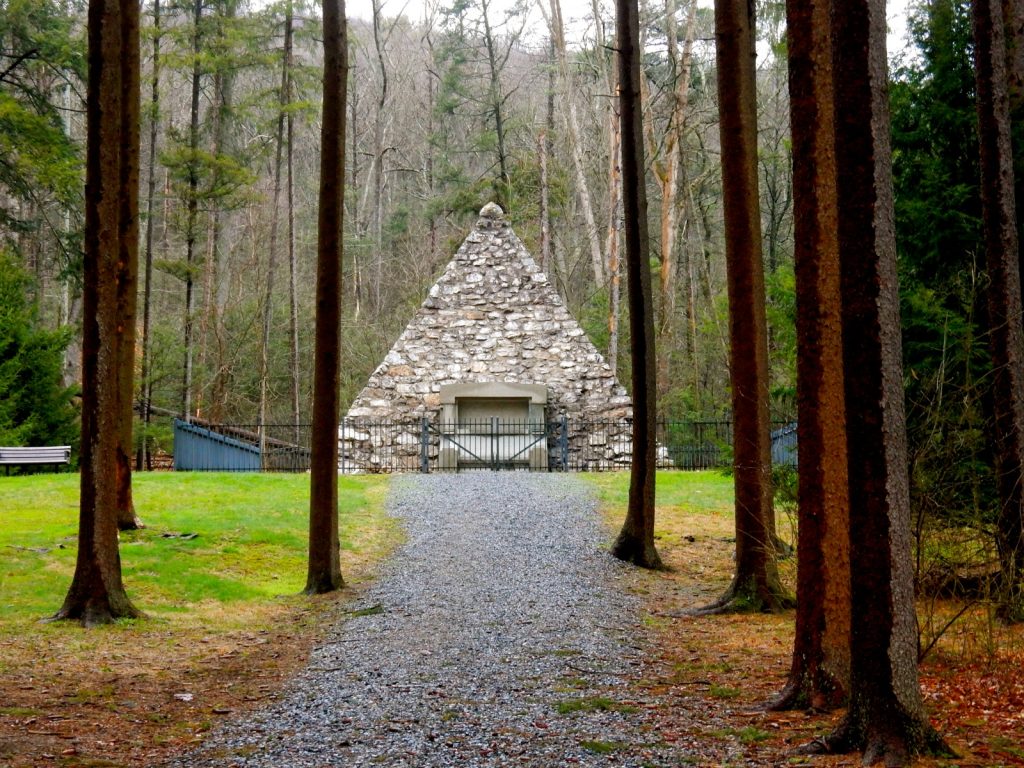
[342,203,633,470]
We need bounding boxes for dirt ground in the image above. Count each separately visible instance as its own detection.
[0,594,370,768]
[2,498,1023,767]
[629,511,1024,767]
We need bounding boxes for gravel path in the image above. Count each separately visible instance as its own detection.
[173,473,694,767]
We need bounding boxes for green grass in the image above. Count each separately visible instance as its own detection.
[555,696,637,715]
[583,470,734,517]
[711,726,771,744]
[582,470,735,547]
[580,739,627,754]
[0,472,393,623]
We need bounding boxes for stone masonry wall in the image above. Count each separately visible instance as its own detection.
[342,203,633,470]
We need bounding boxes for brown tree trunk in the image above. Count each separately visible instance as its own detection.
[609,0,661,570]
[975,0,1024,621]
[260,0,294,456]
[137,0,161,475]
[1006,0,1023,250]
[806,0,948,760]
[538,129,552,275]
[306,0,348,595]
[285,4,300,441]
[202,2,236,423]
[1007,0,1023,113]
[701,0,788,612]
[56,0,142,626]
[539,38,555,277]
[770,0,849,711]
[181,0,202,422]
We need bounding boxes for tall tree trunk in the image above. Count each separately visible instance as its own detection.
[974,0,1024,621]
[260,0,294,455]
[539,38,555,276]
[702,0,788,612]
[203,1,237,423]
[771,0,849,711]
[610,0,662,570]
[181,0,202,422]
[306,0,348,595]
[546,0,605,286]
[808,0,949,760]
[657,0,697,343]
[1008,0,1023,112]
[1005,0,1022,277]
[285,4,300,441]
[56,0,142,626]
[606,97,622,375]
[538,128,552,274]
[371,0,387,256]
[137,0,161,473]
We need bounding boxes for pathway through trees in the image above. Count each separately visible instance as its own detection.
[173,473,737,767]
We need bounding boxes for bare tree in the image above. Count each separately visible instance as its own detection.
[55,0,142,626]
[306,0,348,595]
[701,0,788,612]
[543,0,605,286]
[609,0,661,570]
[654,0,697,344]
[770,0,849,711]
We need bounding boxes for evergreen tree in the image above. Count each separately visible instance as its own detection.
[0,251,77,449]
[0,0,85,301]
[890,0,995,545]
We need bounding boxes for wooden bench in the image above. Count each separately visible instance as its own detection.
[0,446,71,475]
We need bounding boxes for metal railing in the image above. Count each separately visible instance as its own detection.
[170,417,796,473]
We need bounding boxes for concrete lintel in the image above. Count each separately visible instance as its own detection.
[439,381,548,405]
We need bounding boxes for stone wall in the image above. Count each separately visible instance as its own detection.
[342,203,634,471]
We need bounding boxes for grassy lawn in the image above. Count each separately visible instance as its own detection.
[585,469,734,517]
[0,472,397,767]
[0,472,395,624]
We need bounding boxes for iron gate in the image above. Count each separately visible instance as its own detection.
[419,416,569,472]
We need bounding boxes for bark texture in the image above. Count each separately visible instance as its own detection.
[1006,0,1023,114]
[609,0,661,570]
[975,0,1024,621]
[56,0,142,626]
[704,0,787,612]
[137,0,161,473]
[813,0,947,760]
[306,0,348,595]
[771,0,850,710]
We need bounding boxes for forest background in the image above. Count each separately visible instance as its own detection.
[1,0,1022,555]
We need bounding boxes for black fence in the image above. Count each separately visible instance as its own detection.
[171,417,796,473]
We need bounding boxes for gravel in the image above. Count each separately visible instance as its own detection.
[170,472,700,767]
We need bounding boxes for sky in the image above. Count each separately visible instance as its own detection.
[342,0,916,59]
